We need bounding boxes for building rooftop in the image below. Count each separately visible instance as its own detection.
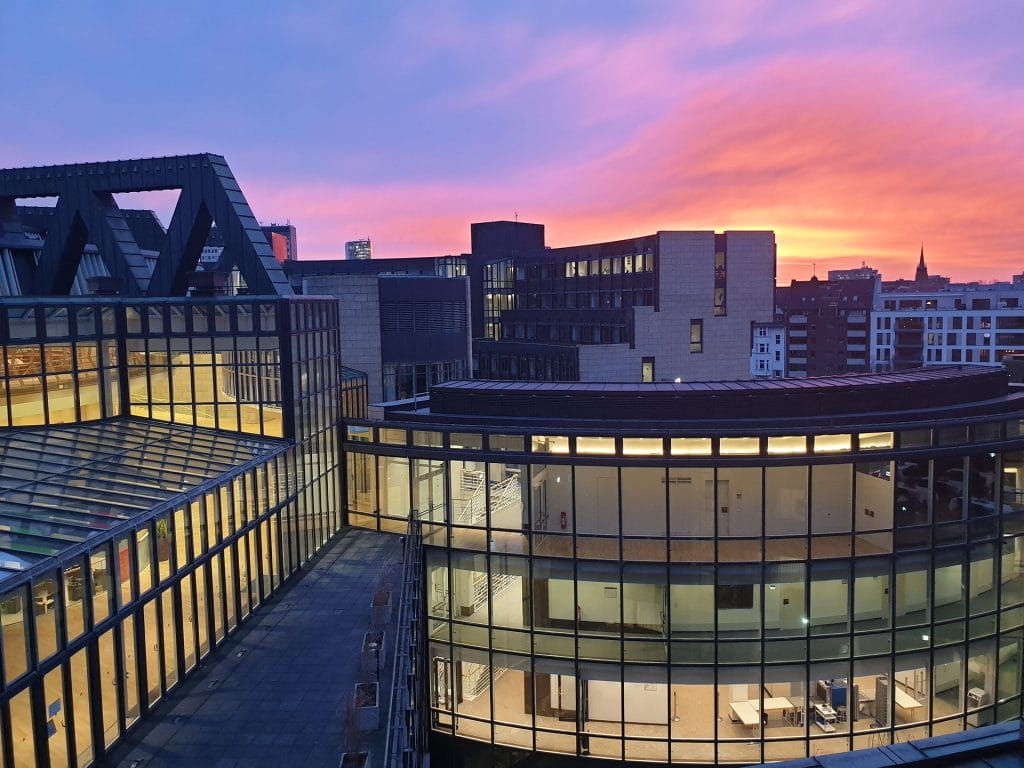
[762,719,1024,768]
[102,528,402,768]
[0,418,285,584]
[416,365,1017,425]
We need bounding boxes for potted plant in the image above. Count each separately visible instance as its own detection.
[353,681,379,731]
[340,700,370,767]
[371,589,391,626]
[362,630,385,676]
[339,753,370,768]
[155,517,172,562]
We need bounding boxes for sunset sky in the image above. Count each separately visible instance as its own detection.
[3,1,1023,283]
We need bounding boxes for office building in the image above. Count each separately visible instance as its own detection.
[828,265,879,282]
[262,223,298,262]
[345,366,1024,766]
[472,224,777,383]
[300,271,471,410]
[346,239,372,261]
[872,284,1024,371]
[289,223,775,384]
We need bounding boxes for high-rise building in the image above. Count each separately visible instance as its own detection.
[828,264,879,281]
[262,222,298,261]
[346,238,372,260]
[779,277,875,377]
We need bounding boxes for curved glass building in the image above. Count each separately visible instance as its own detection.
[345,366,1024,765]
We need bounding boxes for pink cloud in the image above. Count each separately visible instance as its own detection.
[244,46,1024,283]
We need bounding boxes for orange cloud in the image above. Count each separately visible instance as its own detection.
[245,50,1024,284]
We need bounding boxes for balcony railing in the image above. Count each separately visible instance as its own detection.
[382,519,429,768]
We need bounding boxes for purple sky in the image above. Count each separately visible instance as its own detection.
[3,1,1023,281]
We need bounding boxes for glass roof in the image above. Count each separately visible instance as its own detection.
[0,418,285,585]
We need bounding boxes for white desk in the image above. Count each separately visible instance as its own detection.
[729,701,760,727]
[762,697,794,713]
[894,688,923,712]
[729,697,795,731]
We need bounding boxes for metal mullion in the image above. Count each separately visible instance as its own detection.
[486,512,496,749]
[570,463,582,757]
[758,562,767,760]
[30,673,51,768]
[663,464,672,755]
[0,676,14,768]
[525,522,537,754]
[711,461,720,757]
[111,619,126,745]
[887,550,897,744]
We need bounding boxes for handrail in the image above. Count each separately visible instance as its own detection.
[382,516,427,768]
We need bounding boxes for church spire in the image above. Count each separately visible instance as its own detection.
[915,244,929,283]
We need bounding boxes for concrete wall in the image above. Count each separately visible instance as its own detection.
[577,231,776,382]
[303,274,383,405]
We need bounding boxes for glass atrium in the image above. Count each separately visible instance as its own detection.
[345,371,1024,765]
[0,295,345,767]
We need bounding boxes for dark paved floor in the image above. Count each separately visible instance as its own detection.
[102,528,402,768]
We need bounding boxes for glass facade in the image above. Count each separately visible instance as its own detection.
[344,418,1024,765]
[0,295,346,767]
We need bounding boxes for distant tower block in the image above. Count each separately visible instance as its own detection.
[346,238,372,260]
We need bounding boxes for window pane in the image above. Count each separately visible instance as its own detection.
[70,647,93,766]
[1,586,30,682]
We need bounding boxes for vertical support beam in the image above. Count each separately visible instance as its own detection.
[32,197,90,295]
[147,184,213,297]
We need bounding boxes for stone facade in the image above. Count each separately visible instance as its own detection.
[303,273,383,404]
[577,231,775,382]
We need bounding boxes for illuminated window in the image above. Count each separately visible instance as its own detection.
[623,437,663,456]
[379,428,406,446]
[719,437,760,455]
[766,435,807,454]
[690,319,703,353]
[814,434,852,453]
[576,436,615,455]
[714,251,726,316]
[670,437,712,456]
[531,435,570,454]
[859,431,894,450]
[641,356,655,382]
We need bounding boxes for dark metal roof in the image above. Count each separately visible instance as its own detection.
[424,366,1014,425]
[761,719,1024,768]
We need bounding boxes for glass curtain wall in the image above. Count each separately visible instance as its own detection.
[0,296,344,768]
[344,421,1024,764]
